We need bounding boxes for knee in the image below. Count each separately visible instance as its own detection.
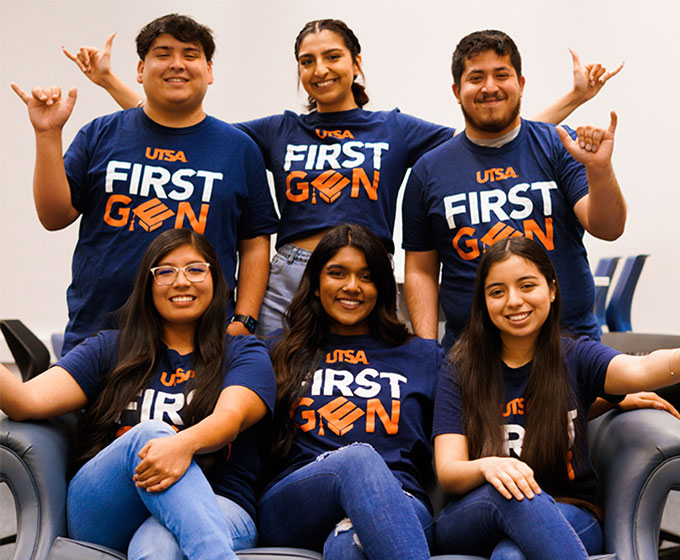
[491,539,526,560]
[317,443,389,479]
[122,421,175,449]
[128,516,182,560]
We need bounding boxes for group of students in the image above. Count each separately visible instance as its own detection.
[3,11,680,560]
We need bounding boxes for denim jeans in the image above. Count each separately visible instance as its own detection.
[435,483,602,559]
[257,443,433,560]
[256,244,311,337]
[67,421,255,560]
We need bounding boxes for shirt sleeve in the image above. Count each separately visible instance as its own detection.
[402,164,437,251]
[235,136,279,239]
[233,115,283,171]
[432,360,465,438]
[395,111,455,165]
[566,336,621,407]
[55,330,118,401]
[223,335,277,416]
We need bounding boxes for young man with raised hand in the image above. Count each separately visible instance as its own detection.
[402,29,625,351]
[12,14,278,354]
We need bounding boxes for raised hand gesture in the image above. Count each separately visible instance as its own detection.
[557,111,617,168]
[570,49,623,103]
[11,83,77,133]
[63,32,116,87]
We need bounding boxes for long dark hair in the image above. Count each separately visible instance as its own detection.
[451,237,578,496]
[294,19,369,111]
[271,224,409,458]
[73,229,230,468]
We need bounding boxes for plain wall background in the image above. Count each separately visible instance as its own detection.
[1,0,678,359]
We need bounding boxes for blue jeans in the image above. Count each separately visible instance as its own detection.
[67,421,256,560]
[435,483,602,559]
[256,244,311,337]
[257,443,433,560]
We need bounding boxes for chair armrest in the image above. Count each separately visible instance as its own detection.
[0,414,77,560]
[589,409,680,560]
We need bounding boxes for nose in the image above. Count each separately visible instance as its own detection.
[481,75,498,93]
[169,54,186,71]
[343,274,360,293]
[314,57,328,76]
[506,286,522,307]
[173,268,192,287]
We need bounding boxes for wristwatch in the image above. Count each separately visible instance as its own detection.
[230,314,258,334]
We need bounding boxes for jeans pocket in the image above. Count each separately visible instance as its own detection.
[270,253,286,275]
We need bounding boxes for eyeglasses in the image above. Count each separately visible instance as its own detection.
[150,263,211,285]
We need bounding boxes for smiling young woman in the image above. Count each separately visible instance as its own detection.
[433,237,680,559]
[0,229,275,559]
[260,224,444,559]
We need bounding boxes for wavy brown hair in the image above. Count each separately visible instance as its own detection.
[270,224,409,459]
[450,237,581,497]
[73,229,229,470]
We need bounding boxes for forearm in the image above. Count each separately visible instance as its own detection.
[438,458,489,495]
[234,235,270,319]
[99,73,142,110]
[173,409,243,455]
[404,251,440,339]
[605,349,680,394]
[584,163,626,240]
[533,90,584,125]
[33,131,79,230]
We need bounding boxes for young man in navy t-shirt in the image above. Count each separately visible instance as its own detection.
[402,30,625,350]
[12,14,278,355]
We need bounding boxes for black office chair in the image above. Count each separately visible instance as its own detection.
[0,319,51,381]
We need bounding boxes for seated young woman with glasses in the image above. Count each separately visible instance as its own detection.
[0,228,275,560]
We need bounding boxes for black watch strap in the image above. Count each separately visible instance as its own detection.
[231,314,258,334]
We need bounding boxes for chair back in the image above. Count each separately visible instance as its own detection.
[605,255,648,332]
[0,319,51,381]
[593,257,620,329]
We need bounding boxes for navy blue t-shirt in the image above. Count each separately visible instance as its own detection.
[266,331,444,509]
[62,108,279,354]
[403,120,598,348]
[433,336,620,505]
[237,108,453,253]
[57,330,276,518]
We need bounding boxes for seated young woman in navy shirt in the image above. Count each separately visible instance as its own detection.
[260,224,443,560]
[0,229,275,560]
[433,236,680,559]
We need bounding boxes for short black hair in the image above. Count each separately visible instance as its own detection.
[451,30,521,86]
[136,14,215,62]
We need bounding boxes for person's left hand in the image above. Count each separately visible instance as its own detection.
[557,111,617,166]
[570,49,624,103]
[134,434,194,492]
[618,391,680,421]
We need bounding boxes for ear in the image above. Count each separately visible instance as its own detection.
[207,60,214,86]
[353,53,363,79]
[314,288,320,298]
[549,280,556,303]
[519,75,526,96]
[452,83,461,104]
[136,60,145,84]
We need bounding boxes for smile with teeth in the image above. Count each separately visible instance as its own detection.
[170,295,196,302]
[314,78,337,88]
[337,297,362,308]
[507,311,531,322]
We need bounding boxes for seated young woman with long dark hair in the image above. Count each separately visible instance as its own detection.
[259,223,442,560]
[433,236,680,559]
[0,229,275,560]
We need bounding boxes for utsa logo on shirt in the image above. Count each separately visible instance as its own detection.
[502,397,578,480]
[442,168,558,260]
[282,134,389,204]
[290,349,405,437]
[101,147,222,234]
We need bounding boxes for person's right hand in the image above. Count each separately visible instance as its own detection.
[478,456,542,500]
[63,32,115,87]
[11,83,77,133]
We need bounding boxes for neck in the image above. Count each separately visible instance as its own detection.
[500,333,536,368]
[464,117,522,141]
[143,104,206,128]
[162,323,196,355]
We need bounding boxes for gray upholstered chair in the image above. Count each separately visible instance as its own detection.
[3,406,679,560]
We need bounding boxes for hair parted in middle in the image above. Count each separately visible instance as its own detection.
[73,228,229,470]
[294,19,369,111]
[270,223,409,459]
[451,29,522,86]
[450,236,585,499]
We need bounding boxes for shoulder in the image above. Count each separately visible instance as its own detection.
[562,335,620,367]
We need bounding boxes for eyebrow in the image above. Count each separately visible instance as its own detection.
[485,275,540,288]
[151,45,202,54]
[299,48,344,58]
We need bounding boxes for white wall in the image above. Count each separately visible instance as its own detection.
[1,0,678,360]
